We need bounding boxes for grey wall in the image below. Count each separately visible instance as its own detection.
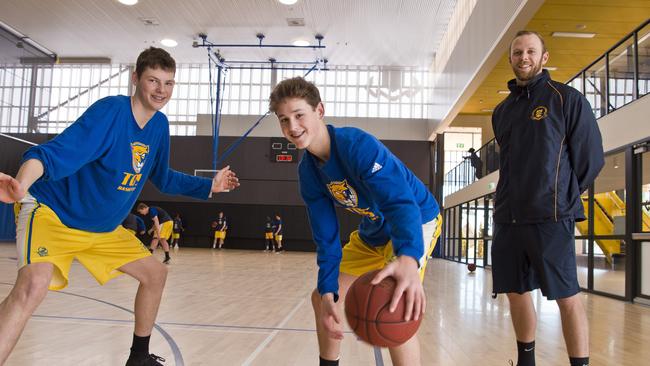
[599,95,650,153]
[139,135,432,250]
[0,133,433,250]
[0,133,50,175]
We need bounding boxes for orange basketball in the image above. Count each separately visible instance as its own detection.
[344,270,422,347]
[468,263,477,272]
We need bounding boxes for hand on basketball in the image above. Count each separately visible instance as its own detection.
[371,255,425,322]
[212,165,240,193]
[320,293,344,340]
[0,173,26,203]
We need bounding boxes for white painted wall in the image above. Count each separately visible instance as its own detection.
[449,114,494,144]
[599,95,650,153]
[444,170,499,207]
[427,0,545,139]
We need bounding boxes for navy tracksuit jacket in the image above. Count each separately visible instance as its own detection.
[492,70,605,225]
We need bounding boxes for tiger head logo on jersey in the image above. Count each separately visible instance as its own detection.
[131,142,150,173]
[327,180,358,207]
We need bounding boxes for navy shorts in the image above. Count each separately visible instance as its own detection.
[491,219,580,300]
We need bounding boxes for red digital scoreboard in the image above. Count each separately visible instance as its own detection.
[270,137,299,163]
[275,154,293,162]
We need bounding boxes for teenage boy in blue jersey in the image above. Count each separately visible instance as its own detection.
[269,77,441,366]
[0,47,239,366]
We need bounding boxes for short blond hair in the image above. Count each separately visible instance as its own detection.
[269,77,321,113]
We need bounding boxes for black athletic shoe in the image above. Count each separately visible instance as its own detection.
[125,353,165,366]
[162,257,170,264]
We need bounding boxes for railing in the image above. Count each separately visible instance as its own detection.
[443,18,650,197]
[568,18,649,118]
[443,138,499,197]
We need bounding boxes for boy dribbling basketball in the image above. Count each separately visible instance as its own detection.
[269,77,441,366]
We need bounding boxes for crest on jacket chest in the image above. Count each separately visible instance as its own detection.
[531,106,548,121]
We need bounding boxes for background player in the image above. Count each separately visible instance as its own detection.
[137,203,173,264]
[123,212,146,238]
[264,216,275,251]
[171,212,184,249]
[212,211,227,249]
[273,213,284,253]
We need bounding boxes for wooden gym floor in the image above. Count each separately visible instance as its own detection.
[0,244,648,365]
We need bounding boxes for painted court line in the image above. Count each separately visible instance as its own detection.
[373,346,385,366]
[31,313,347,334]
[0,282,184,366]
[241,296,307,366]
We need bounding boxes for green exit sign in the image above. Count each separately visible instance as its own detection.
[456,143,464,148]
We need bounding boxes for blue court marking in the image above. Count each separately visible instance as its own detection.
[373,346,385,366]
[30,313,356,334]
[0,282,184,366]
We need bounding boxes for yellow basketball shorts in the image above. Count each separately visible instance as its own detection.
[265,232,274,239]
[172,232,180,240]
[156,221,173,240]
[274,234,283,241]
[340,214,442,282]
[126,228,136,235]
[14,195,151,290]
[214,230,226,239]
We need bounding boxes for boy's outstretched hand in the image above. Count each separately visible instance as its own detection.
[0,173,25,203]
[212,166,240,193]
[371,255,425,322]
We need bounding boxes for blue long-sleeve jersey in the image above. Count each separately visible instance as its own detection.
[23,96,212,232]
[299,125,440,298]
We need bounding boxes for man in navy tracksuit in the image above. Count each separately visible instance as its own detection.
[491,31,604,366]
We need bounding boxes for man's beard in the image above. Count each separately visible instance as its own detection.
[513,59,543,83]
